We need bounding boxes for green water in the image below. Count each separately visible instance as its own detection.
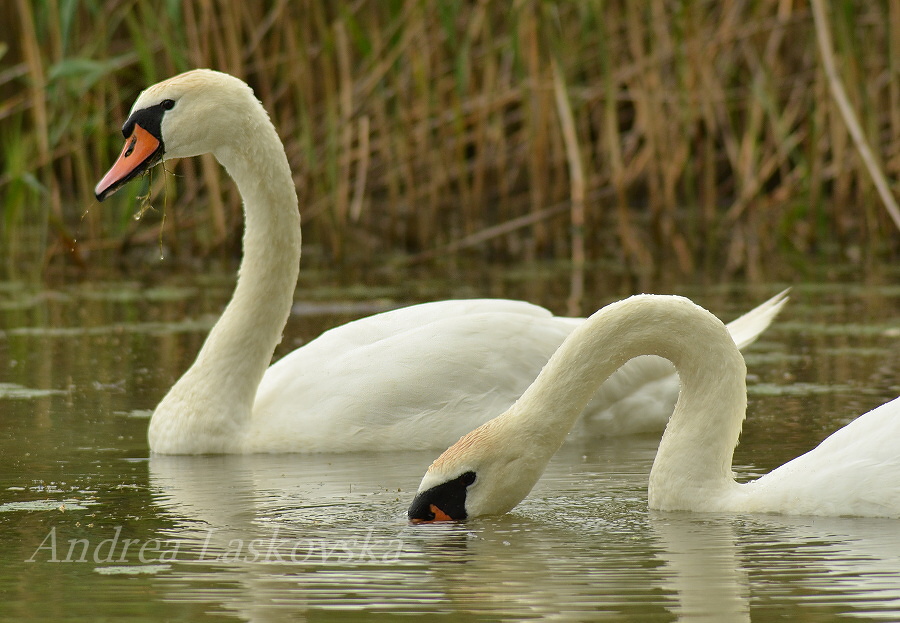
[1,265,898,621]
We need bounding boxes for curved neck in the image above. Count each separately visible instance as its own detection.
[150,114,301,453]
[501,295,747,498]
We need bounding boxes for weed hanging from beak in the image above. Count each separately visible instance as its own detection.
[132,163,175,260]
[133,166,157,221]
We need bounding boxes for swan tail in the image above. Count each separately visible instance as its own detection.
[725,289,790,349]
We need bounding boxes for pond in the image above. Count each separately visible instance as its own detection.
[1,263,898,621]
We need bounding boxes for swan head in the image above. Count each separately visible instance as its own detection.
[95,69,262,201]
[408,416,549,522]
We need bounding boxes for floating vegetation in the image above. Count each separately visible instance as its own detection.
[0,318,217,339]
[56,283,198,304]
[0,499,91,512]
[93,565,171,575]
[142,286,198,302]
[124,409,153,419]
[821,347,897,358]
[748,383,856,397]
[742,352,805,367]
[73,286,146,303]
[0,383,66,400]
[0,290,69,311]
[290,300,399,318]
[772,321,900,338]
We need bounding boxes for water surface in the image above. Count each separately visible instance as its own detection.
[1,266,898,621]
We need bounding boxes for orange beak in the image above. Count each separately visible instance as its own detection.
[95,123,163,201]
[409,504,454,524]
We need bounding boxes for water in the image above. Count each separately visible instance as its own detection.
[1,265,899,621]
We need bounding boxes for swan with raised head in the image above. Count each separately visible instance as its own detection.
[408,294,900,521]
[96,69,786,454]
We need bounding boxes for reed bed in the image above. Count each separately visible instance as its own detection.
[1,0,898,279]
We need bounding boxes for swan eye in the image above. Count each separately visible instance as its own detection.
[161,99,175,110]
[461,472,476,486]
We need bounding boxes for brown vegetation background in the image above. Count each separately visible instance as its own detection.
[1,1,899,279]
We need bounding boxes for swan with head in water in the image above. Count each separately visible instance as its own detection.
[96,69,786,454]
[409,294,900,521]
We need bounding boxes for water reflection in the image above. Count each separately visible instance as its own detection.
[147,452,433,618]
[147,448,669,619]
[652,512,900,621]
[144,440,900,621]
[651,515,750,622]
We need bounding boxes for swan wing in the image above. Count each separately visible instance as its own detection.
[251,305,575,452]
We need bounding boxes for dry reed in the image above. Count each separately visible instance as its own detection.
[1,1,898,279]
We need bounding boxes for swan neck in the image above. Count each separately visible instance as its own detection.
[507,296,747,488]
[149,112,301,453]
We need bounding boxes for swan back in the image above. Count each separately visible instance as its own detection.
[736,396,900,517]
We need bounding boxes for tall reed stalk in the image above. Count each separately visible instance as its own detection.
[1,1,898,279]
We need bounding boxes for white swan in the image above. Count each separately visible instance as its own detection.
[408,294,900,521]
[95,69,786,454]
